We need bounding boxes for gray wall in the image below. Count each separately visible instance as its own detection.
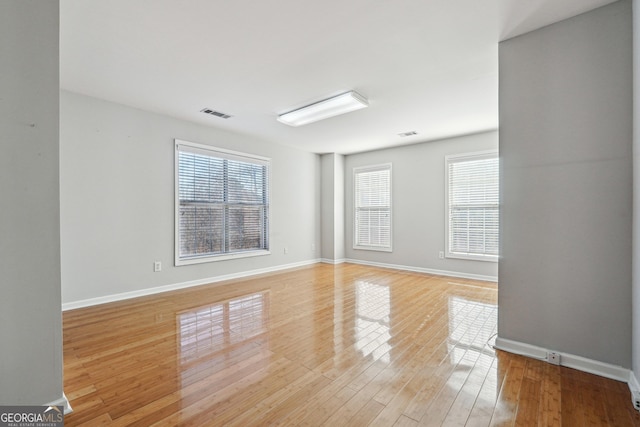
[321,154,336,260]
[499,0,632,368]
[60,91,321,305]
[633,0,640,383]
[0,1,63,405]
[344,131,499,279]
[320,153,345,262]
[335,154,345,261]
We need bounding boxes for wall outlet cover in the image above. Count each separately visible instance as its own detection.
[547,351,560,365]
[632,390,640,411]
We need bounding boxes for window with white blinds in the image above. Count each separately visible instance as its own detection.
[175,140,270,265]
[354,164,392,251]
[446,151,498,261]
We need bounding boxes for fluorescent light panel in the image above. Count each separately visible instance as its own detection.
[278,91,368,127]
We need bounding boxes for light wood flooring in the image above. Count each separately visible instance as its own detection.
[63,263,640,426]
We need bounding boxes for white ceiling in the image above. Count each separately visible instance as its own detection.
[60,0,618,154]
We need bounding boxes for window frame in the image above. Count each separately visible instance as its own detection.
[444,150,498,262]
[353,163,393,252]
[174,139,271,266]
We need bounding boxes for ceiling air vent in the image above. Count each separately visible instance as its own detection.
[200,108,233,119]
[398,131,417,137]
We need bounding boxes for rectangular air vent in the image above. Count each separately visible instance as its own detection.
[200,108,233,119]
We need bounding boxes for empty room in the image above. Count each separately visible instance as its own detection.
[3,0,640,425]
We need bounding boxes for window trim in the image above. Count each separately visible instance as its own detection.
[174,139,271,266]
[353,163,393,252]
[444,150,498,262]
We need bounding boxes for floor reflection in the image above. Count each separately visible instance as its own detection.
[447,296,497,363]
[355,280,391,363]
[446,294,499,412]
[178,291,270,364]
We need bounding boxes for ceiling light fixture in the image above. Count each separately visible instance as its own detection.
[277,91,368,127]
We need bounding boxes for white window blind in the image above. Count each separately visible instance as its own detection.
[175,141,269,265]
[446,152,498,261]
[354,164,392,251]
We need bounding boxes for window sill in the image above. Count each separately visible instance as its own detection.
[176,249,271,266]
[446,252,498,262]
[353,245,393,253]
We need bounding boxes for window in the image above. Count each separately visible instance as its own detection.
[354,164,392,251]
[445,151,498,261]
[175,140,270,265]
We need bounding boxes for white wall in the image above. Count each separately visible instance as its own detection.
[499,0,632,368]
[0,1,64,406]
[60,91,321,306]
[344,131,499,280]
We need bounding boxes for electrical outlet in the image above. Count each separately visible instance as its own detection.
[439,251,444,259]
[632,390,640,411]
[154,261,162,272]
[283,247,288,254]
[311,243,316,252]
[547,351,560,365]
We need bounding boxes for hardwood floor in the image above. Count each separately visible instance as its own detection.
[63,263,640,426]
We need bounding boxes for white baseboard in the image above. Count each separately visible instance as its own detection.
[320,258,346,265]
[494,337,547,360]
[630,370,640,392]
[47,393,72,415]
[344,258,498,282]
[62,259,321,311]
[495,336,630,383]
